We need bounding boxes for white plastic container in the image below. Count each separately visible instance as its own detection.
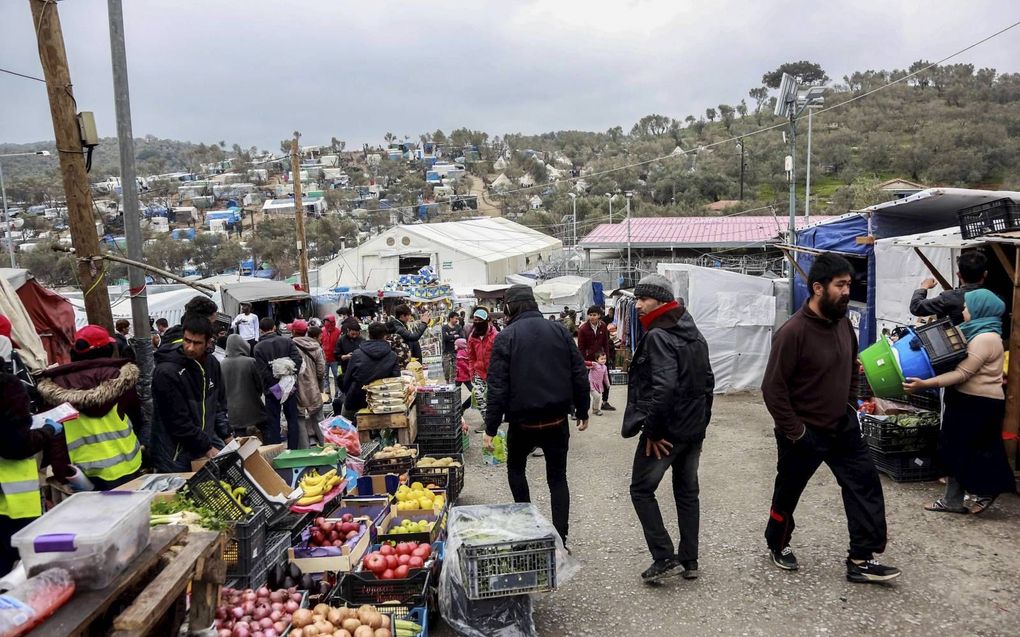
[12,491,153,590]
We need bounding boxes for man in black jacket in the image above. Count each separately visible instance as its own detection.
[909,250,987,326]
[332,318,364,409]
[253,317,304,448]
[341,322,400,422]
[484,285,590,545]
[151,313,230,472]
[441,311,464,383]
[623,274,715,584]
[387,304,430,362]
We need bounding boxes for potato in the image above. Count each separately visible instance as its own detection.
[354,626,375,637]
[374,629,391,637]
[342,618,361,633]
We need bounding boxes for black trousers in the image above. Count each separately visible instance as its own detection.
[765,419,887,561]
[506,420,570,541]
[630,438,702,562]
[0,514,34,575]
[265,392,302,449]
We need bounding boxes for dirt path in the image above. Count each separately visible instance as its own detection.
[462,174,501,217]
[437,391,1020,636]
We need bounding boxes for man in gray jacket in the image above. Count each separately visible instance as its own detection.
[220,334,265,438]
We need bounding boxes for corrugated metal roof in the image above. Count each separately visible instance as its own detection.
[578,216,838,248]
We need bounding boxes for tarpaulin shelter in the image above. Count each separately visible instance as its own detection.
[218,280,310,321]
[533,276,594,314]
[0,268,76,369]
[659,263,780,392]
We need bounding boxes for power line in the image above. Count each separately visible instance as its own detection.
[0,67,47,83]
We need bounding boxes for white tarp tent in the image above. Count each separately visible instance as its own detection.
[111,287,210,328]
[658,263,778,393]
[532,276,593,314]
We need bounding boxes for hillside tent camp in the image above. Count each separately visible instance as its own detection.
[532,276,594,314]
[658,263,779,393]
[313,217,561,290]
[0,268,73,370]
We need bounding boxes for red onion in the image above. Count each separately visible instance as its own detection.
[231,626,249,637]
[218,630,231,637]
[269,590,284,603]
[284,600,299,613]
[249,620,262,632]
[242,601,255,615]
[272,621,286,633]
[290,592,302,603]
[264,629,278,637]
[243,591,257,602]
[259,618,273,629]
[269,610,282,622]
[270,602,283,612]
[231,607,245,620]
[253,606,268,621]
[256,586,270,597]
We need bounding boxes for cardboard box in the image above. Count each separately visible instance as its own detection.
[348,473,401,497]
[288,516,372,573]
[118,472,194,503]
[195,437,301,504]
[377,503,447,545]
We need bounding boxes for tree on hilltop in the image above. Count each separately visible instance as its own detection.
[762,60,829,88]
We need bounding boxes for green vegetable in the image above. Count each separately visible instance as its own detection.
[149,494,231,531]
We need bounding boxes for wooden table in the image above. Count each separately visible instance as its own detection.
[357,400,418,445]
[31,526,224,637]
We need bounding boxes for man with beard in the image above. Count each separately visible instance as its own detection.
[762,253,900,584]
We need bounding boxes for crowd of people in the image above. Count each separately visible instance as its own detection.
[0,247,1014,586]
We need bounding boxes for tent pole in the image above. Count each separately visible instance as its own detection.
[913,248,952,290]
[1004,246,1020,470]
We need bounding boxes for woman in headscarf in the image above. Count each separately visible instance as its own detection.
[904,289,1014,515]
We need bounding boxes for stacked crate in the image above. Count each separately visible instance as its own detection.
[415,386,463,457]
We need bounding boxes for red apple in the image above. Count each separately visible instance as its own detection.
[408,556,424,569]
[332,539,344,547]
[379,545,395,556]
[314,517,325,526]
[365,554,387,575]
[385,555,398,570]
[396,542,414,556]
[394,565,409,579]
[397,554,411,566]
[381,569,395,580]
[346,530,358,540]
[341,513,354,523]
[411,546,429,559]
[321,522,335,533]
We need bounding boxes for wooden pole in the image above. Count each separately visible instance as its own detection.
[1004,245,1020,470]
[290,133,310,292]
[913,247,953,290]
[30,0,113,330]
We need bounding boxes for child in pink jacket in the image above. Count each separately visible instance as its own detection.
[454,338,472,412]
[588,351,610,415]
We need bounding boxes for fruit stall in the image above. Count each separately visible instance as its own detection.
[3,384,575,637]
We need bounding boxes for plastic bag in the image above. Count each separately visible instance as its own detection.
[0,567,75,637]
[269,375,296,402]
[320,416,361,458]
[439,503,579,637]
[482,429,507,465]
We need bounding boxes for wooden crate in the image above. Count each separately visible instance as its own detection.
[357,407,418,445]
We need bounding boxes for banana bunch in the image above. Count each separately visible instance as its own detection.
[219,480,252,514]
[296,468,342,506]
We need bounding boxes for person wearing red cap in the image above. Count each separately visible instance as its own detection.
[36,324,145,489]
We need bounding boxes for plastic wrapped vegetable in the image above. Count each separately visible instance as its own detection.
[0,568,75,637]
[319,416,362,457]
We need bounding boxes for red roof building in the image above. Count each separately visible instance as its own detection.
[578,216,837,250]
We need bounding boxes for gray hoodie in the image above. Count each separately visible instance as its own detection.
[220,334,265,433]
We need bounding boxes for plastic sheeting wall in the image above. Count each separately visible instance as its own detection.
[874,236,956,336]
[659,263,776,393]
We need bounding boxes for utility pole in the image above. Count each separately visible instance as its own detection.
[291,132,310,292]
[30,0,113,330]
[625,192,633,280]
[108,0,153,425]
[787,114,798,315]
[737,137,746,201]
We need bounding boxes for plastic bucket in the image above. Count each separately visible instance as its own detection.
[890,329,936,381]
[859,337,905,399]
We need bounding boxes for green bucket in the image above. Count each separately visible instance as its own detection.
[859,337,905,399]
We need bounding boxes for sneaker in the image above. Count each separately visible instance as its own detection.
[680,559,699,580]
[770,547,799,571]
[602,403,617,411]
[846,559,901,583]
[640,559,682,583]
[593,410,603,416]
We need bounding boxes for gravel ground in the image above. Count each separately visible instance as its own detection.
[433,390,1020,637]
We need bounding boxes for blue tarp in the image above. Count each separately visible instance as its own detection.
[592,281,605,308]
[794,214,876,346]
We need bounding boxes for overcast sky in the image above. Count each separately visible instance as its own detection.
[2,1,1019,152]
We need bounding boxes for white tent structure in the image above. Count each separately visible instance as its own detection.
[314,218,561,291]
[533,276,594,314]
[658,263,780,393]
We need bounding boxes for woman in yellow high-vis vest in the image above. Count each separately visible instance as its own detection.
[36,326,145,491]
[0,344,61,574]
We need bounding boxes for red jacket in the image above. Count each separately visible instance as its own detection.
[320,323,341,363]
[466,325,498,380]
[577,319,611,361]
[455,348,472,383]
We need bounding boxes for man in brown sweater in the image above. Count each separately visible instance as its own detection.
[762,253,900,584]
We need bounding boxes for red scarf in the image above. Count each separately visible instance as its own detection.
[639,300,679,330]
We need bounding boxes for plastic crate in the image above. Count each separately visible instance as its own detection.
[409,456,465,502]
[907,390,941,412]
[268,510,315,543]
[859,414,939,453]
[915,319,968,373]
[263,530,292,573]
[609,371,628,386]
[223,514,267,580]
[417,434,464,457]
[226,554,270,590]
[337,567,432,607]
[364,446,419,476]
[416,388,462,417]
[416,416,462,438]
[869,449,940,482]
[187,451,285,523]
[957,197,1019,239]
[458,535,557,600]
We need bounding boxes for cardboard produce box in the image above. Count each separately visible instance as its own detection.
[194,437,301,504]
[288,516,372,573]
[348,473,401,497]
[377,503,447,545]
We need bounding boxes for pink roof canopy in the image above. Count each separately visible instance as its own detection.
[578,216,837,249]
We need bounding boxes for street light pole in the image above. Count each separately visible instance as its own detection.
[625,192,633,278]
[737,138,746,201]
[605,193,613,224]
[804,104,821,222]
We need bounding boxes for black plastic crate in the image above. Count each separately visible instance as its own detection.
[409,455,465,502]
[859,414,939,453]
[268,510,315,543]
[226,556,270,590]
[458,536,557,600]
[869,449,940,482]
[364,445,419,475]
[336,567,432,607]
[187,451,285,523]
[416,416,462,439]
[856,369,873,400]
[417,434,464,457]
[907,390,941,412]
[224,514,267,580]
[957,197,1019,239]
[915,319,968,372]
[416,388,462,417]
